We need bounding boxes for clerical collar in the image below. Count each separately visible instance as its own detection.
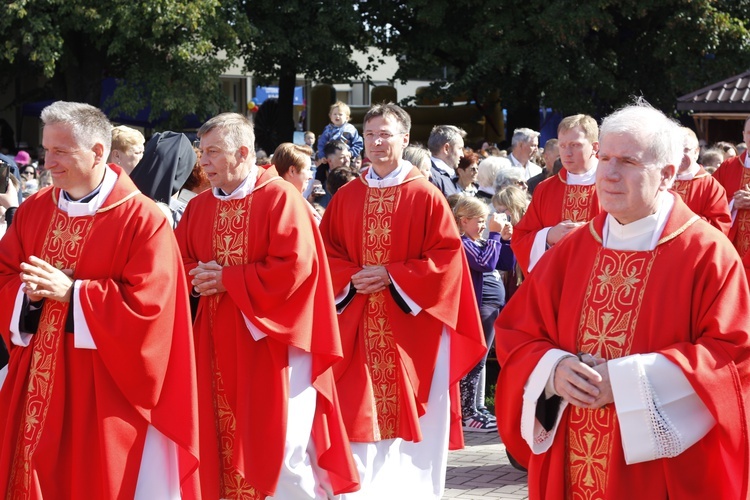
[744,153,750,169]
[365,160,411,188]
[58,166,117,217]
[212,165,258,201]
[676,162,700,181]
[602,191,674,251]
[430,156,455,177]
[566,164,597,186]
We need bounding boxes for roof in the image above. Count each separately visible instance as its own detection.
[676,70,750,112]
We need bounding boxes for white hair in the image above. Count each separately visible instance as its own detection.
[494,165,526,192]
[599,99,683,168]
[476,156,511,190]
[511,128,540,148]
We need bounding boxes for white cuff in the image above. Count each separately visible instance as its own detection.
[242,313,268,341]
[390,277,422,316]
[73,281,97,350]
[521,348,572,454]
[610,353,716,464]
[10,283,32,347]
[528,227,552,272]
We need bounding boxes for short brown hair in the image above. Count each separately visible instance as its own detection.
[272,143,313,177]
[363,103,411,133]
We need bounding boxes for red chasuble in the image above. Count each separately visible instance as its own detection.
[319,167,486,450]
[511,169,601,276]
[0,166,199,499]
[713,152,750,256]
[671,167,730,235]
[495,197,750,500]
[174,165,358,498]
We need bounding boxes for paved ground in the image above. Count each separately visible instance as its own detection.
[443,432,529,499]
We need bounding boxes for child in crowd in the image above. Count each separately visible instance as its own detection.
[316,101,363,160]
[491,186,529,301]
[453,196,513,432]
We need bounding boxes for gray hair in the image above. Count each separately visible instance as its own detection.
[511,128,540,148]
[427,125,466,155]
[198,112,255,153]
[494,164,526,192]
[403,145,431,173]
[599,99,683,168]
[41,101,113,159]
[364,103,411,133]
[476,156,511,190]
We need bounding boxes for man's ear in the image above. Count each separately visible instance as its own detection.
[660,163,677,190]
[92,143,105,163]
[238,145,250,161]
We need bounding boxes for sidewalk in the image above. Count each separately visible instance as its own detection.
[443,432,529,499]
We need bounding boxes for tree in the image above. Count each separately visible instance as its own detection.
[1,0,239,129]
[362,0,750,134]
[232,0,374,151]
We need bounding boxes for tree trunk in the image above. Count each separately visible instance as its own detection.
[275,64,297,147]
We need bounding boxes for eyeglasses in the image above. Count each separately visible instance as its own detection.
[363,131,405,142]
[22,170,35,176]
[462,167,479,173]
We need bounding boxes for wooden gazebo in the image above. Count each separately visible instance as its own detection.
[677,70,750,145]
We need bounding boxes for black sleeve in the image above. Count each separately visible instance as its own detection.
[335,283,357,312]
[18,296,45,334]
[535,393,563,432]
[4,206,17,227]
[387,283,412,314]
[64,288,75,334]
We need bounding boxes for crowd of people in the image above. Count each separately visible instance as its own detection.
[0,97,748,500]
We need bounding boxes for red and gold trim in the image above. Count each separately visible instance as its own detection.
[561,185,596,222]
[734,168,750,257]
[208,196,262,499]
[670,179,691,201]
[9,211,94,497]
[566,248,657,499]
[361,186,400,440]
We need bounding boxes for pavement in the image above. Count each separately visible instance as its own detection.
[443,432,529,500]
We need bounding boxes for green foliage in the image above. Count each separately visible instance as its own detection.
[1,0,239,129]
[363,0,750,117]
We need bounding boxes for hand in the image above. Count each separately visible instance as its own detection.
[553,356,603,408]
[19,256,74,303]
[189,260,227,296]
[500,222,513,241]
[590,362,614,408]
[546,220,585,246]
[488,213,505,233]
[351,265,390,294]
[733,188,750,210]
[0,178,19,210]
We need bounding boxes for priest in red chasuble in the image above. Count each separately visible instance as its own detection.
[0,101,200,498]
[671,127,730,235]
[496,101,750,499]
[319,103,486,499]
[174,113,358,499]
[712,116,750,258]
[512,114,602,276]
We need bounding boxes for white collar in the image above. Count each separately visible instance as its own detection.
[602,191,674,251]
[744,154,750,169]
[676,162,701,181]
[212,165,258,201]
[365,160,412,188]
[430,156,455,177]
[58,165,118,217]
[566,164,597,186]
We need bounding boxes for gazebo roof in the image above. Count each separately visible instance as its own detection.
[677,70,750,112]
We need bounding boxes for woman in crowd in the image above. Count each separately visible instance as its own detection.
[453,196,513,432]
[453,152,480,196]
[273,142,321,224]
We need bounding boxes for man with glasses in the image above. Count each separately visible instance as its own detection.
[508,127,542,181]
[512,114,602,275]
[320,103,485,499]
[174,112,358,499]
